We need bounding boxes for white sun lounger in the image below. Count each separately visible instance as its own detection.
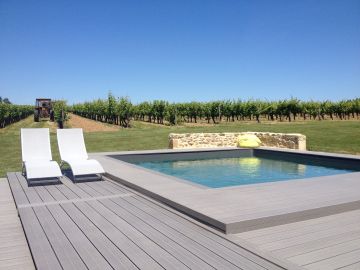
[21,128,62,184]
[57,128,105,182]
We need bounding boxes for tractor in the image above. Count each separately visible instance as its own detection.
[34,98,55,122]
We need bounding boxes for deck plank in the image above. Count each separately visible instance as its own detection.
[0,178,34,270]
[54,179,80,200]
[32,205,87,269]
[339,262,360,270]
[46,203,113,270]
[60,177,91,198]
[16,172,42,204]
[18,207,62,270]
[60,202,138,270]
[75,182,103,197]
[99,198,215,270]
[289,238,360,266]
[6,172,29,205]
[132,194,281,270]
[75,200,167,270]
[238,210,360,240]
[274,229,360,258]
[83,181,116,196]
[112,196,259,270]
[235,209,360,270]
[305,248,360,270]
[34,186,56,202]
[99,179,129,194]
[44,184,71,201]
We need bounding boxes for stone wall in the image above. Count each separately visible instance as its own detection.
[169,132,306,150]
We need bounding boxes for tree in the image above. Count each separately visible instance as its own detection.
[3,98,11,104]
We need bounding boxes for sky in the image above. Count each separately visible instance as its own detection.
[0,0,359,105]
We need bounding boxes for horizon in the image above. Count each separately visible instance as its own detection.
[2,94,360,106]
[1,0,359,105]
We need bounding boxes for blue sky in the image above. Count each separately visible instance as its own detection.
[0,0,359,105]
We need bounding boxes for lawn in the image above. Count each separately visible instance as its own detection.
[0,116,359,177]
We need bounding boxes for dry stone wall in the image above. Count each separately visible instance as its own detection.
[169,132,306,150]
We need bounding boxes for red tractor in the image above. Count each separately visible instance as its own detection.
[34,98,54,122]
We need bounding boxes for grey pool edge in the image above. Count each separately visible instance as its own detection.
[90,147,360,235]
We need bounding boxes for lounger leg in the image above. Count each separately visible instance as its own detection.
[22,163,26,177]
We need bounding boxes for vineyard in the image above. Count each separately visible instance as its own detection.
[0,103,33,128]
[70,94,360,127]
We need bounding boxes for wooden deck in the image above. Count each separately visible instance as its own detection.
[7,172,285,270]
[0,178,34,270]
[233,210,360,269]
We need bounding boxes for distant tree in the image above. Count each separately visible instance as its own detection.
[3,98,11,104]
[0,97,2,103]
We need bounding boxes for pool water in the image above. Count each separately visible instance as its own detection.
[135,157,355,188]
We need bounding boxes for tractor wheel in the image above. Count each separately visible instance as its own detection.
[34,110,39,122]
[50,110,55,122]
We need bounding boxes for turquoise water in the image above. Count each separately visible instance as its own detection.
[135,157,355,188]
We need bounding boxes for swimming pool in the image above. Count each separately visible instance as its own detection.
[99,148,360,233]
[134,156,356,188]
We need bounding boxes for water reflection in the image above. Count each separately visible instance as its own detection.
[137,157,352,188]
[170,157,307,176]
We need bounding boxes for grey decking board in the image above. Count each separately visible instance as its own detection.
[75,182,103,197]
[259,222,360,251]
[18,207,62,270]
[289,238,360,266]
[46,203,113,270]
[238,210,360,240]
[16,173,43,204]
[83,181,118,196]
[0,178,34,270]
[74,200,165,270]
[88,180,128,195]
[44,184,72,201]
[274,229,360,258]
[102,179,131,193]
[60,202,138,270]
[34,186,56,202]
[6,172,29,205]
[54,179,80,200]
[220,193,360,222]
[112,196,262,270]
[0,256,34,270]
[126,196,281,270]
[338,262,360,270]
[131,194,283,270]
[99,198,216,270]
[304,248,360,270]
[32,205,87,269]
[239,215,360,246]
[235,209,360,269]
[61,177,92,198]
[129,185,291,270]
[0,245,32,260]
[84,199,191,270]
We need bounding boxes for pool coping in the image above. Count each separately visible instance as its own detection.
[91,147,360,234]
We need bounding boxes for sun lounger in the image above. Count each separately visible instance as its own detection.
[57,128,105,182]
[21,128,62,184]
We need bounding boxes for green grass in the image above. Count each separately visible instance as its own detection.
[1,116,359,177]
